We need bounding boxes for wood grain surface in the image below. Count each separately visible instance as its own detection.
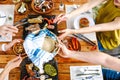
[0,0,99,80]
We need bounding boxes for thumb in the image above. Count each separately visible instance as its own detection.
[6,39,22,50]
[58,39,66,49]
[58,29,66,33]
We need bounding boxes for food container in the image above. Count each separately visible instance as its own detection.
[63,36,81,51]
[13,41,26,56]
[31,0,54,14]
[15,2,28,14]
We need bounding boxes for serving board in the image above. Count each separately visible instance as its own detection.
[20,57,58,80]
[22,15,58,39]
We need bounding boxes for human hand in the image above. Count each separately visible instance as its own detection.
[58,40,72,58]
[58,29,74,40]
[0,25,18,36]
[5,56,22,71]
[4,39,22,51]
[53,13,69,24]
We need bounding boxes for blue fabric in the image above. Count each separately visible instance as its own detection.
[102,68,120,80]
[98,40,105,51]
[23,29,58,73]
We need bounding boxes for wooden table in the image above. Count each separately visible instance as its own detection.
[0,0,98,80]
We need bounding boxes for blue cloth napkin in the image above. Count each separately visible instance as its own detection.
[23,29,58,73]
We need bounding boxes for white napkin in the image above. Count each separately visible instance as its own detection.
[0,11,6,26]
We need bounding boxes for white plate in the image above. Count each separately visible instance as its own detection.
[0,11,6,26]
[74,14,95,29]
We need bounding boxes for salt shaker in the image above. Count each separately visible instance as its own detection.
[59,1,64,11]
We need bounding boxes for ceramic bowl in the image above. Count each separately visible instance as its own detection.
[15,2,28,14]
[13,41,26,56]
[31,0,54,14]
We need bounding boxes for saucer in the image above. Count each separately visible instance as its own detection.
[74,14,95,29]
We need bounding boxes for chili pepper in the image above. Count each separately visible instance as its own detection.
[71,37,77,50]
[75,38,80,50]
[90,45,97,51]
[68,44,73,50]
[44,18,54,25]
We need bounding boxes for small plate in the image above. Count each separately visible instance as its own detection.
[74,14,95,29]
[0,11,6,26]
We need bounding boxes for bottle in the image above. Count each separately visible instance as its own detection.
[59,1,64,11]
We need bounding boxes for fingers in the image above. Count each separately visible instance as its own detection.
[58,39,67,50]
[53,14,67,23]
[58,40,69,58]
[9,39,22,46]
[0,25,18,36]
[58,29,67,40]
[58,34,66,40]
[4,25,18,33]
[0,31,16,37]
[57,13,65,18]
[8,56,22,69]
[10,56,22,63]
[58,29,66,33]
[5,39,22,51]
[6,25,18,33]
[57,19,66,24]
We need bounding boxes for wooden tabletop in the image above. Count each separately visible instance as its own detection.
[0,0,98,80]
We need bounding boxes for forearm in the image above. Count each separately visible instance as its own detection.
[69,0,105,17]
[74,21,120,34]
[0,67,10,80]
[68,51,120,71]
[68,51,106,64]
[104,55,120,72]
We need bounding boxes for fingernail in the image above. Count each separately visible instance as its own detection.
[13,34,16,36]
[17,40,20,42]
[16,30,18,33]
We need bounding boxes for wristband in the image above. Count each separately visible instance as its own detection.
[1,44,6,51]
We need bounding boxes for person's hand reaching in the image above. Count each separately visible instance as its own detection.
[0,25,18,36]
[58,29,74,40]
[1,39,22,51]
[5,56,22,71]
[53,13,69,24]
[58,40,72,58]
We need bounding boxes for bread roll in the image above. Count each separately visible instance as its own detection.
[28,16,43,23]
[42,36,57,53]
